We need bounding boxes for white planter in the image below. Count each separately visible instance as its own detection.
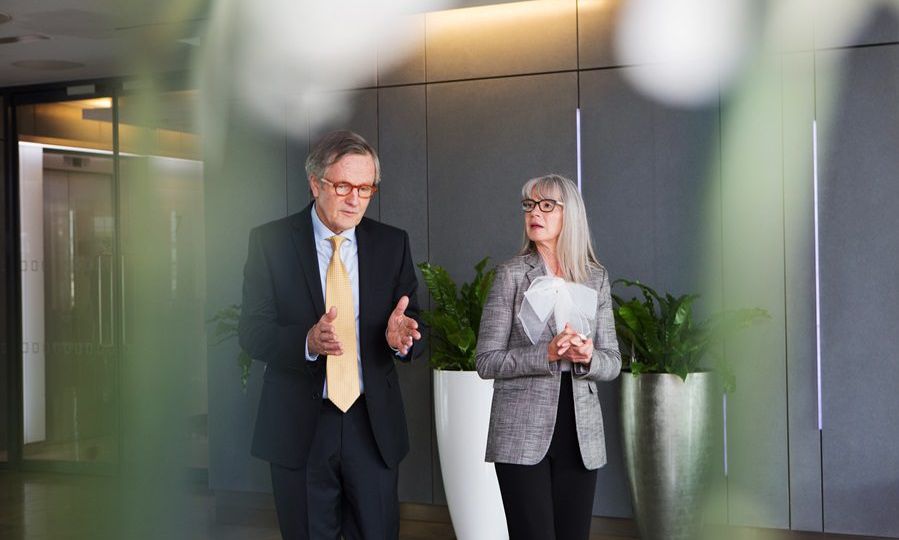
[433,369,508,540]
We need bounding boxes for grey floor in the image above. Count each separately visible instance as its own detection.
[0,471,889,540]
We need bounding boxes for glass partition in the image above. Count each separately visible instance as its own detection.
[17,97,118,465]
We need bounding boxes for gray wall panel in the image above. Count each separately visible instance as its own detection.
[309,89,381,221]
[652,102,720,300]
[719,56,789,529]
[427,73,578,281]
[782,51,823,532]
[426,0,577,82]
[818,45,899,538]
[815,1,899,49]
[580,67,656,285]
[285,104,311,215]
[379,14,426,86]
[580,67,723,519]
[206,105,288,493]
[377,85,433,503]
[580,67,653,519]
[577,0,624,69]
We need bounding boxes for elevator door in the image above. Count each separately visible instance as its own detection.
[17,96,119,470]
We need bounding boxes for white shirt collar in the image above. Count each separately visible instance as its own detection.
[310,203,356,247]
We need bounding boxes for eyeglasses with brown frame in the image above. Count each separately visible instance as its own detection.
[320,176,379,198]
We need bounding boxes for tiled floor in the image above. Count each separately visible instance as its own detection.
[0,471,456,540]
[0,470,891,540]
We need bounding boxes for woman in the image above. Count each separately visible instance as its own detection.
[476,174,621,540]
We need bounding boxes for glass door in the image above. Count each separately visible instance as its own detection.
[116,89,207,473]
[11,87,207,477]
[16,95,119,471]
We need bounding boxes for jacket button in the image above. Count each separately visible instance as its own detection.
[312,393,320,400]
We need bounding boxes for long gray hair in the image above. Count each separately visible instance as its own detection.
[519,174,599,283]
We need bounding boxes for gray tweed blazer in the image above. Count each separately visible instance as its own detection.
[476,252,621,469]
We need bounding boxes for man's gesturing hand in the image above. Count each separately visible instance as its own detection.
[307,307,343,357]
[386,296,421,356]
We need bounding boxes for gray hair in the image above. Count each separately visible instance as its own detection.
[305,130,381,184]
[519,174,599,284]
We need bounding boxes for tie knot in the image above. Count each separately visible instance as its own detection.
[329,235,345,250]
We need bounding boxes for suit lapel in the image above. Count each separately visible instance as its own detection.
[356,218,374,324]
[291,205,326,316]
[356,219,378,363]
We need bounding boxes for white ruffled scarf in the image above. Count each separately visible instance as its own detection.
[517,275,597,345]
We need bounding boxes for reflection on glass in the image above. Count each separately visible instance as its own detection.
[15,91,206,470]
[118,90,207,470]
[18,98,118,463]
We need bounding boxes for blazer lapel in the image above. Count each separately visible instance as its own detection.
[523,251,558,346]
[524,251,546,287]
[291,204,325,316]
[356,218,374,320]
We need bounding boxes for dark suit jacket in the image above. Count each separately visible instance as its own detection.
[238,204,420,469]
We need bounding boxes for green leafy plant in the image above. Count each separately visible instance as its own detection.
[418,258,496,371]
[208,304,253,393]
[611,279,769,392]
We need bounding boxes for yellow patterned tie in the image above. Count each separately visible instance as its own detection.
[325,235,360,412]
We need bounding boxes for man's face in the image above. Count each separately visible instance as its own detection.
[309,153,376,234]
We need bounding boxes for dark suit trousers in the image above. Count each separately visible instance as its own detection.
[494,373,598,540]
[311,396,399,539]
[271,395,399,540]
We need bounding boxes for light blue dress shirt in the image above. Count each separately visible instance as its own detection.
[305,204,363,397]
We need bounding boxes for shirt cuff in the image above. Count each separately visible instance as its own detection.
[304,336,319,362]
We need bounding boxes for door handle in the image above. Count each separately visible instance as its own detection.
[97,254,114,347]
[97,255,104,346]
[120,254,126,346]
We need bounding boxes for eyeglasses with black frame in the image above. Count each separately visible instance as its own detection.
[320,176,378,198]
[521,198,564,213]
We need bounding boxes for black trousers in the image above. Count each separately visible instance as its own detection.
[270,396,399,540]
[494,373,598,540]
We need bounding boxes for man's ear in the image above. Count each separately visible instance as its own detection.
[309,176,319,199]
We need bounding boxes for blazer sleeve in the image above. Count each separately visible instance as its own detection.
[572,267,622,382]
[390,231,422,363]
[238,227,308,371]
[476,264,553,379]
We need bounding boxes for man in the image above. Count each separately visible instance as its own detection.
[239,130,422,539]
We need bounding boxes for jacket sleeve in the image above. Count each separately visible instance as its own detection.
[572,267,622,382]
[238,227,309,371]
[390,231,422,363]
[476,264,553,379]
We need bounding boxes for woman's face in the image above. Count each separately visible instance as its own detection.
[524,188,564,247]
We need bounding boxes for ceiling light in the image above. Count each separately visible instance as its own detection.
[82,97,113,109]
[13,60,85,70]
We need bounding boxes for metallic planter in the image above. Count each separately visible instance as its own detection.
[620,372,716,540]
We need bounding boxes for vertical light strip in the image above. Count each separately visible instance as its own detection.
[723,393,729,476]
[813,120,823,431]
[576,108,582,192]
